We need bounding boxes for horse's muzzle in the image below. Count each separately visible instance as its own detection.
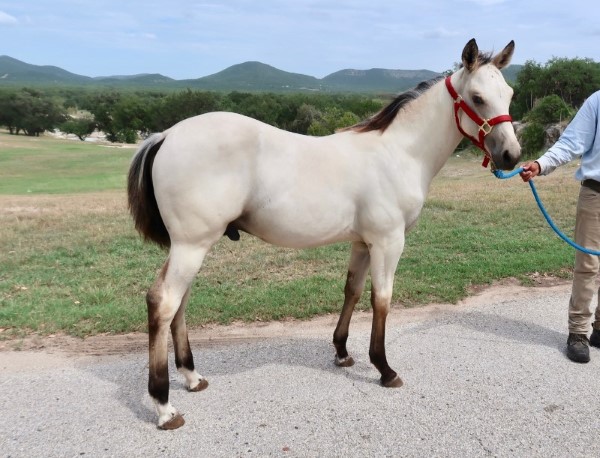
[497,148,521,170]
[488,133,521,170]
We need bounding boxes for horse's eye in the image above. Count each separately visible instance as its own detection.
[472,95,485,105]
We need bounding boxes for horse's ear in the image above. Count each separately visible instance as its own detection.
[461,38,479,72]
[492,40,515,69]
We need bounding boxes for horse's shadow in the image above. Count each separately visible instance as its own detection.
[79,335,374,426]
[80,307,567,425]
[405,308,566,350]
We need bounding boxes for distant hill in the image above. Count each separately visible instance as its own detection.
[93,73,176,86]
[322,68,441,93]
[0,55,92,85]
[501,64,523,84]
[0,55,522,93]
[182,61,322,91]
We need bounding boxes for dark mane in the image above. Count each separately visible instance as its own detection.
[346,76,444,133]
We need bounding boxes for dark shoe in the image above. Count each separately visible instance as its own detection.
[590,328,600,348]
[567,333,590,363]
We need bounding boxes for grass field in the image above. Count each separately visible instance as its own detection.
[0,133,133,194]
[0,131,579,337]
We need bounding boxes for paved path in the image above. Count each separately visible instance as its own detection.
[1,284,599,457]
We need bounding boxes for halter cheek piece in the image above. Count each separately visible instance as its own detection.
[445,76,513,169]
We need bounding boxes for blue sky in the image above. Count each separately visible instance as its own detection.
[1,0,599,80]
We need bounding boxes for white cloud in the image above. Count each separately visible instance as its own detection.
[0,10,18,25]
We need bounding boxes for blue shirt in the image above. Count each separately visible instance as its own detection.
[537,90,600,181]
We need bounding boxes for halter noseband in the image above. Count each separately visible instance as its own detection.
[445,76,513,168]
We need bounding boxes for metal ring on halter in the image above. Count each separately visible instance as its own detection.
[479,120,492,135]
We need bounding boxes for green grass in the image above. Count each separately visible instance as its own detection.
[0,132,578,337]
[0,133,134,194]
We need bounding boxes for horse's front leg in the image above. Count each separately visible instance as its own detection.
[333,241,370,367]
[368,236,404,388]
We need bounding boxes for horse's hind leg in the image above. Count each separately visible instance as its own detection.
[171,286,209,392]
[333,241,370,367]
[147,244,209,430]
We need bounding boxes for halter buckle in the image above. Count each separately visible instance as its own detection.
[479,120,492,135]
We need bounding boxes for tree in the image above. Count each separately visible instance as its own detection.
[0,88,66,136]
[513,57,600,121]
[148,90,223,132]
[0,90,21,134]
[83,91,123,142]
[307,108,360,136]
[541,57,600,107]
[111,95,151,142]
[512,60,544,119]
[290,103,321,134]
[60,114,97,140]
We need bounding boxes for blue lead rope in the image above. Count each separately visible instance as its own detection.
[493,168,600,256]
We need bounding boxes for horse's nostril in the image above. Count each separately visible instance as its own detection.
[502,149,511,165]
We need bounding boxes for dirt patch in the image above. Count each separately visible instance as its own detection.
[466,272,570,297]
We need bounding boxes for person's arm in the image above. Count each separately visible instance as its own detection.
[536,92,599,175]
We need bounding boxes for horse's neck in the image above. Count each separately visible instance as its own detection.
[384,79,462,183]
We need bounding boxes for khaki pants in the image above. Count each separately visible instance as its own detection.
[569,185,600,334]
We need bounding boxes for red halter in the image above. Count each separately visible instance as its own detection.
[445,76,513,168]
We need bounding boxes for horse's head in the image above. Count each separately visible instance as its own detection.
[449,39,521,170]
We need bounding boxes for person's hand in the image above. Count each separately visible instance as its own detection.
[519,161,540,182]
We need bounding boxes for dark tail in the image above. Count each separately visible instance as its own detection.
[127,133,170,248]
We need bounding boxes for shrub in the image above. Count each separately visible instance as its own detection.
[520,122,546,158]
[526,94,574,125]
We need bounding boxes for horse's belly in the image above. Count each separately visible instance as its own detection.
[237,206,360,249]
